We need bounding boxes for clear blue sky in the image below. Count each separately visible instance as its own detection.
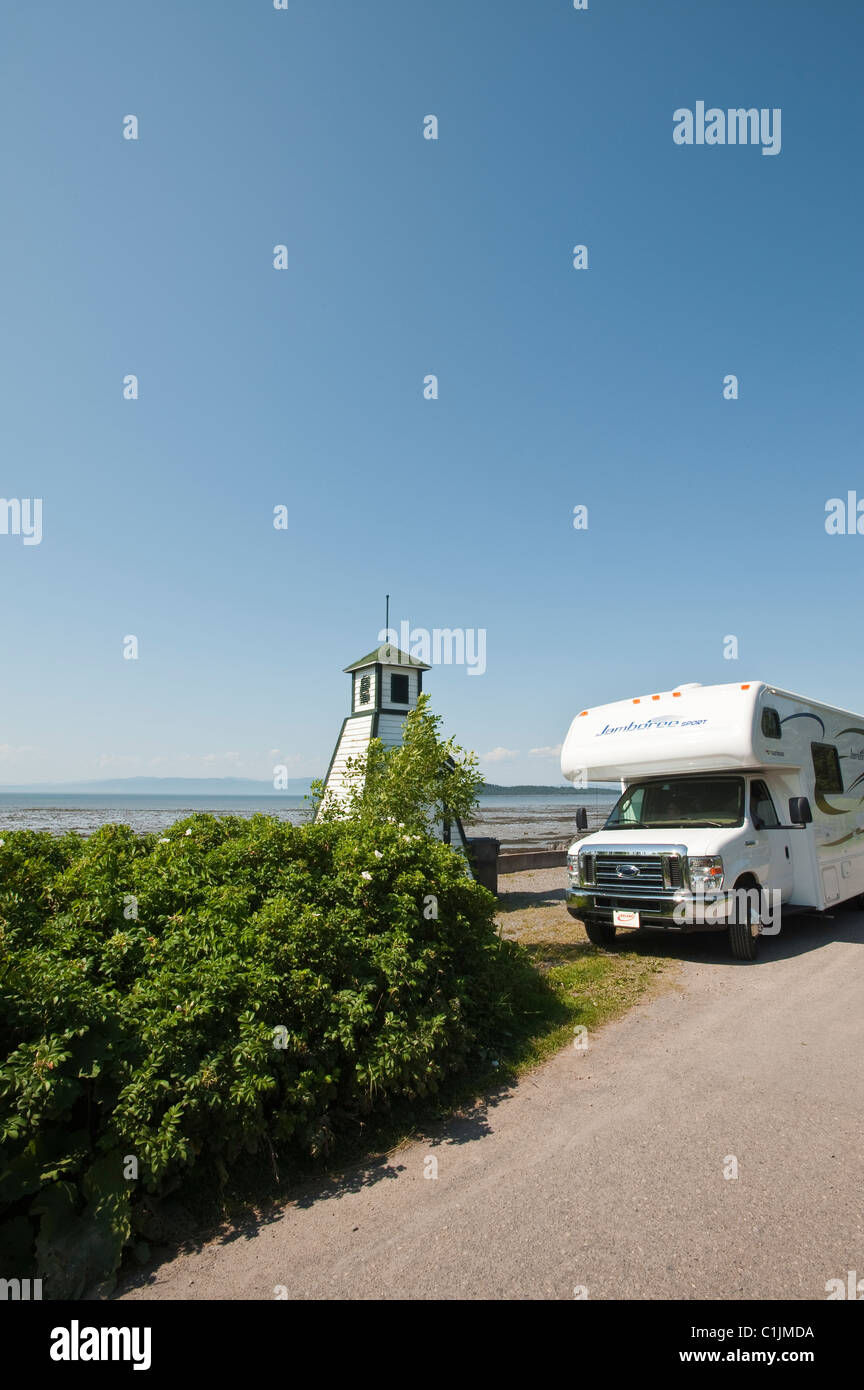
[2,1,862,786]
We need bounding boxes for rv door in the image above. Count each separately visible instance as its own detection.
[747,779,794,903]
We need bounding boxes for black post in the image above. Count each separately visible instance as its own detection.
[466,837,500,895]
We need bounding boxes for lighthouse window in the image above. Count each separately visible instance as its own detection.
[390,674,410,704]
[358,675,371,705]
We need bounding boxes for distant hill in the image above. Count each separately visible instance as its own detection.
[480,783,617,795]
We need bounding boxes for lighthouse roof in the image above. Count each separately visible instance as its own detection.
[343,643,430,673]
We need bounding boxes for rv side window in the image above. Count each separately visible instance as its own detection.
[811,742,844,795]
[749,780,780,829]
[761,707,781,739]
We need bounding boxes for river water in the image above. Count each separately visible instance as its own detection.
[0,789,617,851]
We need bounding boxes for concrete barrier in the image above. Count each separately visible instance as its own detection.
[497,849,568,875]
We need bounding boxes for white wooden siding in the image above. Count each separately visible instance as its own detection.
[323,714,374,804]
[377,712,408,749]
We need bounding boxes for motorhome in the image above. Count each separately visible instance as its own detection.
[560,680,864,959]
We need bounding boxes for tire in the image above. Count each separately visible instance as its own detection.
[583,917,617,948]
[729,881,760,961]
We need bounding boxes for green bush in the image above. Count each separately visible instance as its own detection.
[313,692,483,828]
[0,813,533,1297]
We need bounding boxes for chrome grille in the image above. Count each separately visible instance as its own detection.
[594,854,666,889]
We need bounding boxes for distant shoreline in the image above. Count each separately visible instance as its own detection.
[480,783,617,796]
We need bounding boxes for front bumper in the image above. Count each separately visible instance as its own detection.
[566,885,733,933]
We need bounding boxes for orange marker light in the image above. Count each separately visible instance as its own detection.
[652,694,660,701]
[633,698,640,704]
[741,684,750,690]
[673,691,681,697]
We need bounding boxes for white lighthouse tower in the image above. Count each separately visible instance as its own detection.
[316,641,476,869]
[318,642,430,812]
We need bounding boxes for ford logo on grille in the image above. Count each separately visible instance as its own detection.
[616,864,640,879]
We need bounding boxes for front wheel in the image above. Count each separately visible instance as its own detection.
[729,881,760,961]
[583,917,617,948]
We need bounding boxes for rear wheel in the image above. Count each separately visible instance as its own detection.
[583,917,617,948]
[729,880,760,961]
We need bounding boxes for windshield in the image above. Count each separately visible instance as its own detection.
[604,776,745,829]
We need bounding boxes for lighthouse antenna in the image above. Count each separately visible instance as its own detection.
[385,594,389,636]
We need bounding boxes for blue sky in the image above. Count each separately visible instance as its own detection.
[1,1,862,786]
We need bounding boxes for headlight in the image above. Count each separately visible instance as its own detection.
[578,851,595,885]
[688,856,724,892]
[567,851,595,886]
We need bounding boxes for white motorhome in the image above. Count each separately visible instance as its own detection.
[560,680,864,959]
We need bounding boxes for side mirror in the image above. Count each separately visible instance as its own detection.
[789,796,813,826]
[575,807,588,831]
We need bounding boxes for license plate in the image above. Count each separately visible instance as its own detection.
[613,910,640,929]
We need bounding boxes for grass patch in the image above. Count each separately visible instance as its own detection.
[515,950,671,1068]
[493,868,677,1069]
